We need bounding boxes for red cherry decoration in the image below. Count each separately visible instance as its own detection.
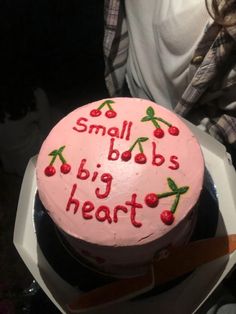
[145,193,159,208]
[44,165,56,176]
[121,150,132,161]
[154,128,164,138]
[160,210,174,225]
[135,153,147,164]
[168,126,179,136]
[105,110,117,118]
[60,163,71,174]
[90,109,101,117]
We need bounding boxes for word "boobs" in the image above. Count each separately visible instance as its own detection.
[108,138,180,169]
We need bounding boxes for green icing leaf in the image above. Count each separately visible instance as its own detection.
[58,145,65,152]
[105,100,115,104]
[139,137,149,142]
[178,186,189,194]
[167,177,178,192]
[146,106,155,117]
[49,150,58,156]
[141,116,152,122]
[49,146,65,157]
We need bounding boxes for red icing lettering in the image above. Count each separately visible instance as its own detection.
[120,120,128,139]
[91,171,98,182]
[169,155,180,170]
[92,164,101,181]
[77,159,90,180]
[126,121,133,141]
[82,201,94,219]
[95,206,112,223]
[73,117,88,132]
[65,185,144,227]
[113,205,128,223]
[76,160,113,199]
[95,173,113,199]
[66,184,80,214]
[107,127,120,138]
[66,185,146,228]
[125,194,143,228]
[108,138,120,160]
[73,117,132,141]
[152,142,165,166]
[89,124,106,136]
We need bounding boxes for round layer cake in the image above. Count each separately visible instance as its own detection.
[36,97,204,277]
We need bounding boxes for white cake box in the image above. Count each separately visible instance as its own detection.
[14,121,236,314]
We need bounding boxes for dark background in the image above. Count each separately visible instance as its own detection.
[0,0,107,122]
[0,1,108,313]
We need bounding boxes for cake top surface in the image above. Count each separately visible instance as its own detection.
[36,97,204,246]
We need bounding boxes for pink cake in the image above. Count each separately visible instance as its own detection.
[36,97,204,277]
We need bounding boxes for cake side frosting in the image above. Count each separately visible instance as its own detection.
[36,97,204,275]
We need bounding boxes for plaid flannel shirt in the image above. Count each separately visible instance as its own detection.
[104,0,236,148]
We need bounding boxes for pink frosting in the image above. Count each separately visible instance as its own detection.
[36,98,204,276]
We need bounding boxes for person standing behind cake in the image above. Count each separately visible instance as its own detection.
[104,1,236,312]
[103,0,236,166]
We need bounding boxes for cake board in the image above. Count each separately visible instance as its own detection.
[14,120,236,314]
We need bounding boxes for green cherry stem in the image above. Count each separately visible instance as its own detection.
[129,139,139,152]
[97,101,107,110]
[158,191,178,199]
[158,186,188,199]
[57,146,67,164]
[138,141,143,153]
[97,100,114,110]
[129,138,146,152]
[49,154,57,166]
[49,146,65,165]
[151,117,161,129]
[107,103,113,110]
[158,185,188,213]
[171,193,181,213]
[58,146,65,154]
[157,191,181,214]
[58,152,66,164]
[155,117,172,127]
